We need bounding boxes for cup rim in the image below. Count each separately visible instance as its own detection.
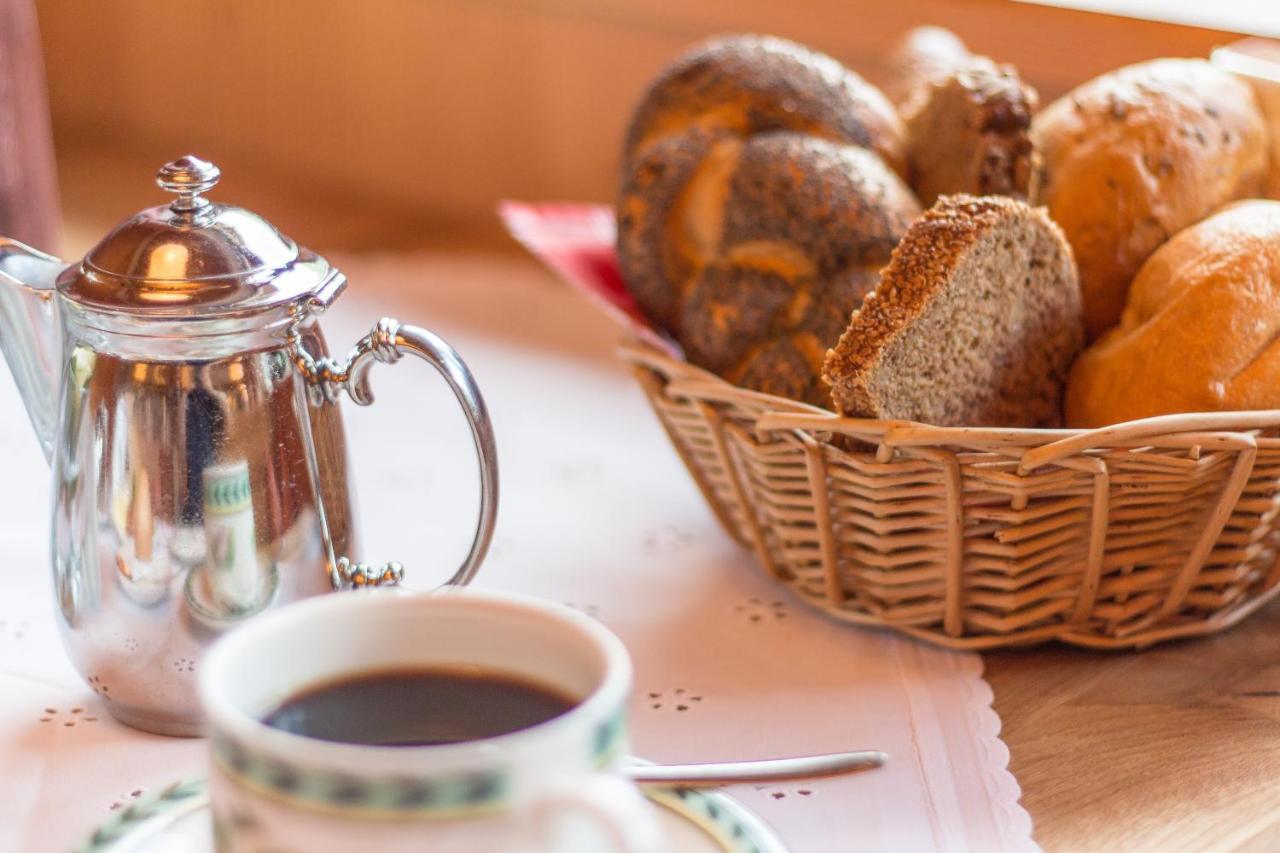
[199,587,632,773]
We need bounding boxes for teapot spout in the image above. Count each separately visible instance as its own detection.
[0,237,66,463]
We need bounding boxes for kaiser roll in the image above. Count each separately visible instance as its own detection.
[1066,200,1280,427]
[1033,58,1269,340]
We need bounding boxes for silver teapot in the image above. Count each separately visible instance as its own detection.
[0,156,498,736]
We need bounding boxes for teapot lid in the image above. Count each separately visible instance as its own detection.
[61,155,344,317]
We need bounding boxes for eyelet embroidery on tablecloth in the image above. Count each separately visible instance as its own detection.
[563,601,601,619]
[107,788,145,811]
[639,525,695,555]
[645,687,704,712]
[0,617,30,641]
[753,783,816,801]
[734,597,788,624]
[88,674,112,699]
[39,706,98,726]
[550,459,603,483]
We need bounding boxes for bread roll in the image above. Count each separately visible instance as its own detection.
[882,28,1040,208]
[1066,200,1280,428]
[1033,58,1269,340]
[625,34,906,175]
[903,59,1039,207]
[1210,39,1280,199]
[824,195,1084,427]
[619,131,919,406]
[617,35,921,407]
[882,26,975,109]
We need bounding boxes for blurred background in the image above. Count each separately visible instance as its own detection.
[11,0,1280,257]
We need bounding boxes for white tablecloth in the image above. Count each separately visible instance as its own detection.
[0,252,1034,852]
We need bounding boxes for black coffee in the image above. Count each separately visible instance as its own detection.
[261,667,577,747]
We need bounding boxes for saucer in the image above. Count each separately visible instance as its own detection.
[79,777,788,853]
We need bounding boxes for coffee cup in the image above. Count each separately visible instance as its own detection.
[198,588,663,852]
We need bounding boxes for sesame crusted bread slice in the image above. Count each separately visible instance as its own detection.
[822,195,1083,427]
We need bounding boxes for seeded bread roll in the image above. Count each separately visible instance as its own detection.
[625,34,907,175]
[620,132,919,405]
[618,35,920,407]
[823,195,1084,427]
[903,58,1040,207]
[1066,200,1280,428]
[1033,58,1269,339]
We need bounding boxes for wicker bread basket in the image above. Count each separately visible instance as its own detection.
[499,201,1280,651]
[623,340,1280,650]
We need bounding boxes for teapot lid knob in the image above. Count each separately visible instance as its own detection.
[155,155,220,215]
[65,154,344,318]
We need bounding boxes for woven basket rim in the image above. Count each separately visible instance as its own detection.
[619,336,1280,650]
[618,338,1280,456]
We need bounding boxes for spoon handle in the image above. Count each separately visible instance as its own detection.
[624,750,887,788]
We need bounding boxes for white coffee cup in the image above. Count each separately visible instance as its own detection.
[198,588,663,852]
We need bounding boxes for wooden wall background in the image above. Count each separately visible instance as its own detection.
[33,0,1253,250]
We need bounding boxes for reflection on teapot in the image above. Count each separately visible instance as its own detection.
[198,460,272,616]
[183,458,288,625]
[0,156,498,736]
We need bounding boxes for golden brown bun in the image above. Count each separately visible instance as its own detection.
[617,35,920,407]
[625,34,907,176]
[1033,58,1269,340]
[1066,200,1280,428]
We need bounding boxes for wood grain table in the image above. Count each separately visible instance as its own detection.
[986,598,1280,852]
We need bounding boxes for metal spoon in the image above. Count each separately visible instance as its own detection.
[624,750,887,788]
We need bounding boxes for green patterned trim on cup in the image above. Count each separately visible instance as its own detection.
[80,775,791,853]
[212,732,510,819]
[202,462,252,516]
[591,707,627,767]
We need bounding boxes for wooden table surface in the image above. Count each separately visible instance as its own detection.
[986,598,1280,852]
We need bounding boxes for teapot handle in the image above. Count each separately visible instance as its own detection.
[291,317,498,590]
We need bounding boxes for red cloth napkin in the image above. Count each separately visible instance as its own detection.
[498,201,679,356]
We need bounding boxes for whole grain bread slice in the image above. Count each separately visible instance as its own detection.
[822,194,1083,427]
